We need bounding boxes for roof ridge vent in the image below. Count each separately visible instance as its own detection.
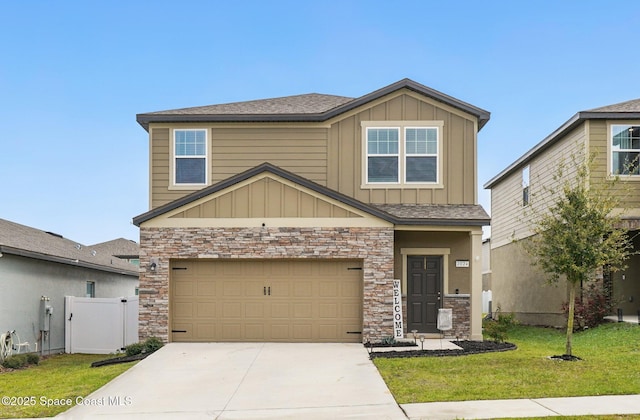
[45,231,63,239]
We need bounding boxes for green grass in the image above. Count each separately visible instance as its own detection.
[374,323,640,404]
[0,353,136,419]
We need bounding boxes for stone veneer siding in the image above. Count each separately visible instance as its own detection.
[138,226,395,343]
[443,295,471,339]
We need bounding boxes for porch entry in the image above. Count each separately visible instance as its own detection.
[407,255,443,333]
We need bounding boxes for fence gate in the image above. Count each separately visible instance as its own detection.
[64,296,138,354]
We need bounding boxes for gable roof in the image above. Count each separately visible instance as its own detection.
[90,238,139,259]
[136,78,490,131]
[133,163,490,227]
[0,218,138,276]
[484,98,640,189]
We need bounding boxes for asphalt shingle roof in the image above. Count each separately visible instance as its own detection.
[0,218,138,276]
[373,204,490,223]
[90,238,140,259]
[146,93,354,116]
[586,98,640,113]
[136,79,490,131]
[485,97,640,189]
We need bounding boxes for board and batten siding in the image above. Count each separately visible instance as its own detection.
[491,123,587,249]
[327,91,478,205]
[588,119,640,211]
[148,89,482,210]
[149,125,329,209]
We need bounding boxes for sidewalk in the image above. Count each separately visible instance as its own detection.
[401,394,640,420]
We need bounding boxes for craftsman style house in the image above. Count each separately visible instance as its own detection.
[133,79,490,343]
[485,99,640,326]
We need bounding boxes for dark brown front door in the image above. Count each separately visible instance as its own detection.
[407,255,442,333]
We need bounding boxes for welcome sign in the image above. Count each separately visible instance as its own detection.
[393,279,403,339]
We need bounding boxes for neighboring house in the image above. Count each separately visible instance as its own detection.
[485,99,640,327]
[133,78,491,343]
[482,238,491,292]
[91,238,141,266]
[0,218,139,353]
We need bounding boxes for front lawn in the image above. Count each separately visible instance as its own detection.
[0,353,136,419]
[374,323,640,404]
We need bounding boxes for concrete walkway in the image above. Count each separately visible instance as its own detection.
[401,395,640,419]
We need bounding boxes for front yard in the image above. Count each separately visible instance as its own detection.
[0,353,136,419]
[374,322,640,404]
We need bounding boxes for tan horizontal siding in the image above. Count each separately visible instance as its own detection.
[491,123,587,248]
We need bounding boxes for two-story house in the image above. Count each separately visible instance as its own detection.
[133,79,490,343]
[485,99,640,327]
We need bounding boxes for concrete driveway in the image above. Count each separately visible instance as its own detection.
[58,343,406,419]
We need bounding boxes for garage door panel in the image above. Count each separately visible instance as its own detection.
[196,324,215,340]
[270,303,290,318]
[196,302,216,318]
[223,302,242,318]
[197,282,216,296]
[245,302,265,318]
[293,303,312,318]
[319,282,338,297]
[171,260,362,342]
[293,282,313,297]
[244,324,265,339]
[223,282,242,296]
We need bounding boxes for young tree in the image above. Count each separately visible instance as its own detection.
[521,153,631,356]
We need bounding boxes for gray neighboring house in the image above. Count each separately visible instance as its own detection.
[0,218,139,353]
[90,238,141,267]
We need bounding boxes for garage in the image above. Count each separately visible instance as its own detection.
[170,259,363,342]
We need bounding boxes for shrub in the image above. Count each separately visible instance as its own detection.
[143,337,163,353]
[125,337,164,357]
[562,280,618,330]
[125,342,144,357]
[483,309,517,343]
[25,353,39,365]
[2,354,29,369]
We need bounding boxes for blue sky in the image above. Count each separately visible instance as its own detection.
[2,1,640,244]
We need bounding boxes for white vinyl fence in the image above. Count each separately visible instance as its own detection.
[482,290,493,314]
[64,296,138,354]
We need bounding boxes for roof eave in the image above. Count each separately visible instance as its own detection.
[485,111,640,189]
[0,245,139,277]
[136,79,491,132]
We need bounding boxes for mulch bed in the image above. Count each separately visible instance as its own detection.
[367,340,517,359]
[90,352,151,367]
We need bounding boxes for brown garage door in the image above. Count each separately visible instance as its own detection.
[170,260,363,342]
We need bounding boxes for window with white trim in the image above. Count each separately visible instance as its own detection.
[405,127,438,183]
[611,125,640,175]
[174,129,207,185]
[86,281,95,298]
[522,165,530,206]
[364,122,442,186]
[367,128,399,183]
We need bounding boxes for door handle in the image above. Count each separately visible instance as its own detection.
[437,291,441,301]
[268,286,271,296]
[264,286,266,296]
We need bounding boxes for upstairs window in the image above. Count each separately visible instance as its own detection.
[612,125,640,175]
[174,129,207,185]
[405,127,438,183]
[367,128,399,183]
[364,122,442,186]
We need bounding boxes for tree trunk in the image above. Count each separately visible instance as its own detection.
[566,282,576,356]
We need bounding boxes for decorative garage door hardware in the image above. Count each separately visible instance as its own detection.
[263,286,271,296]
